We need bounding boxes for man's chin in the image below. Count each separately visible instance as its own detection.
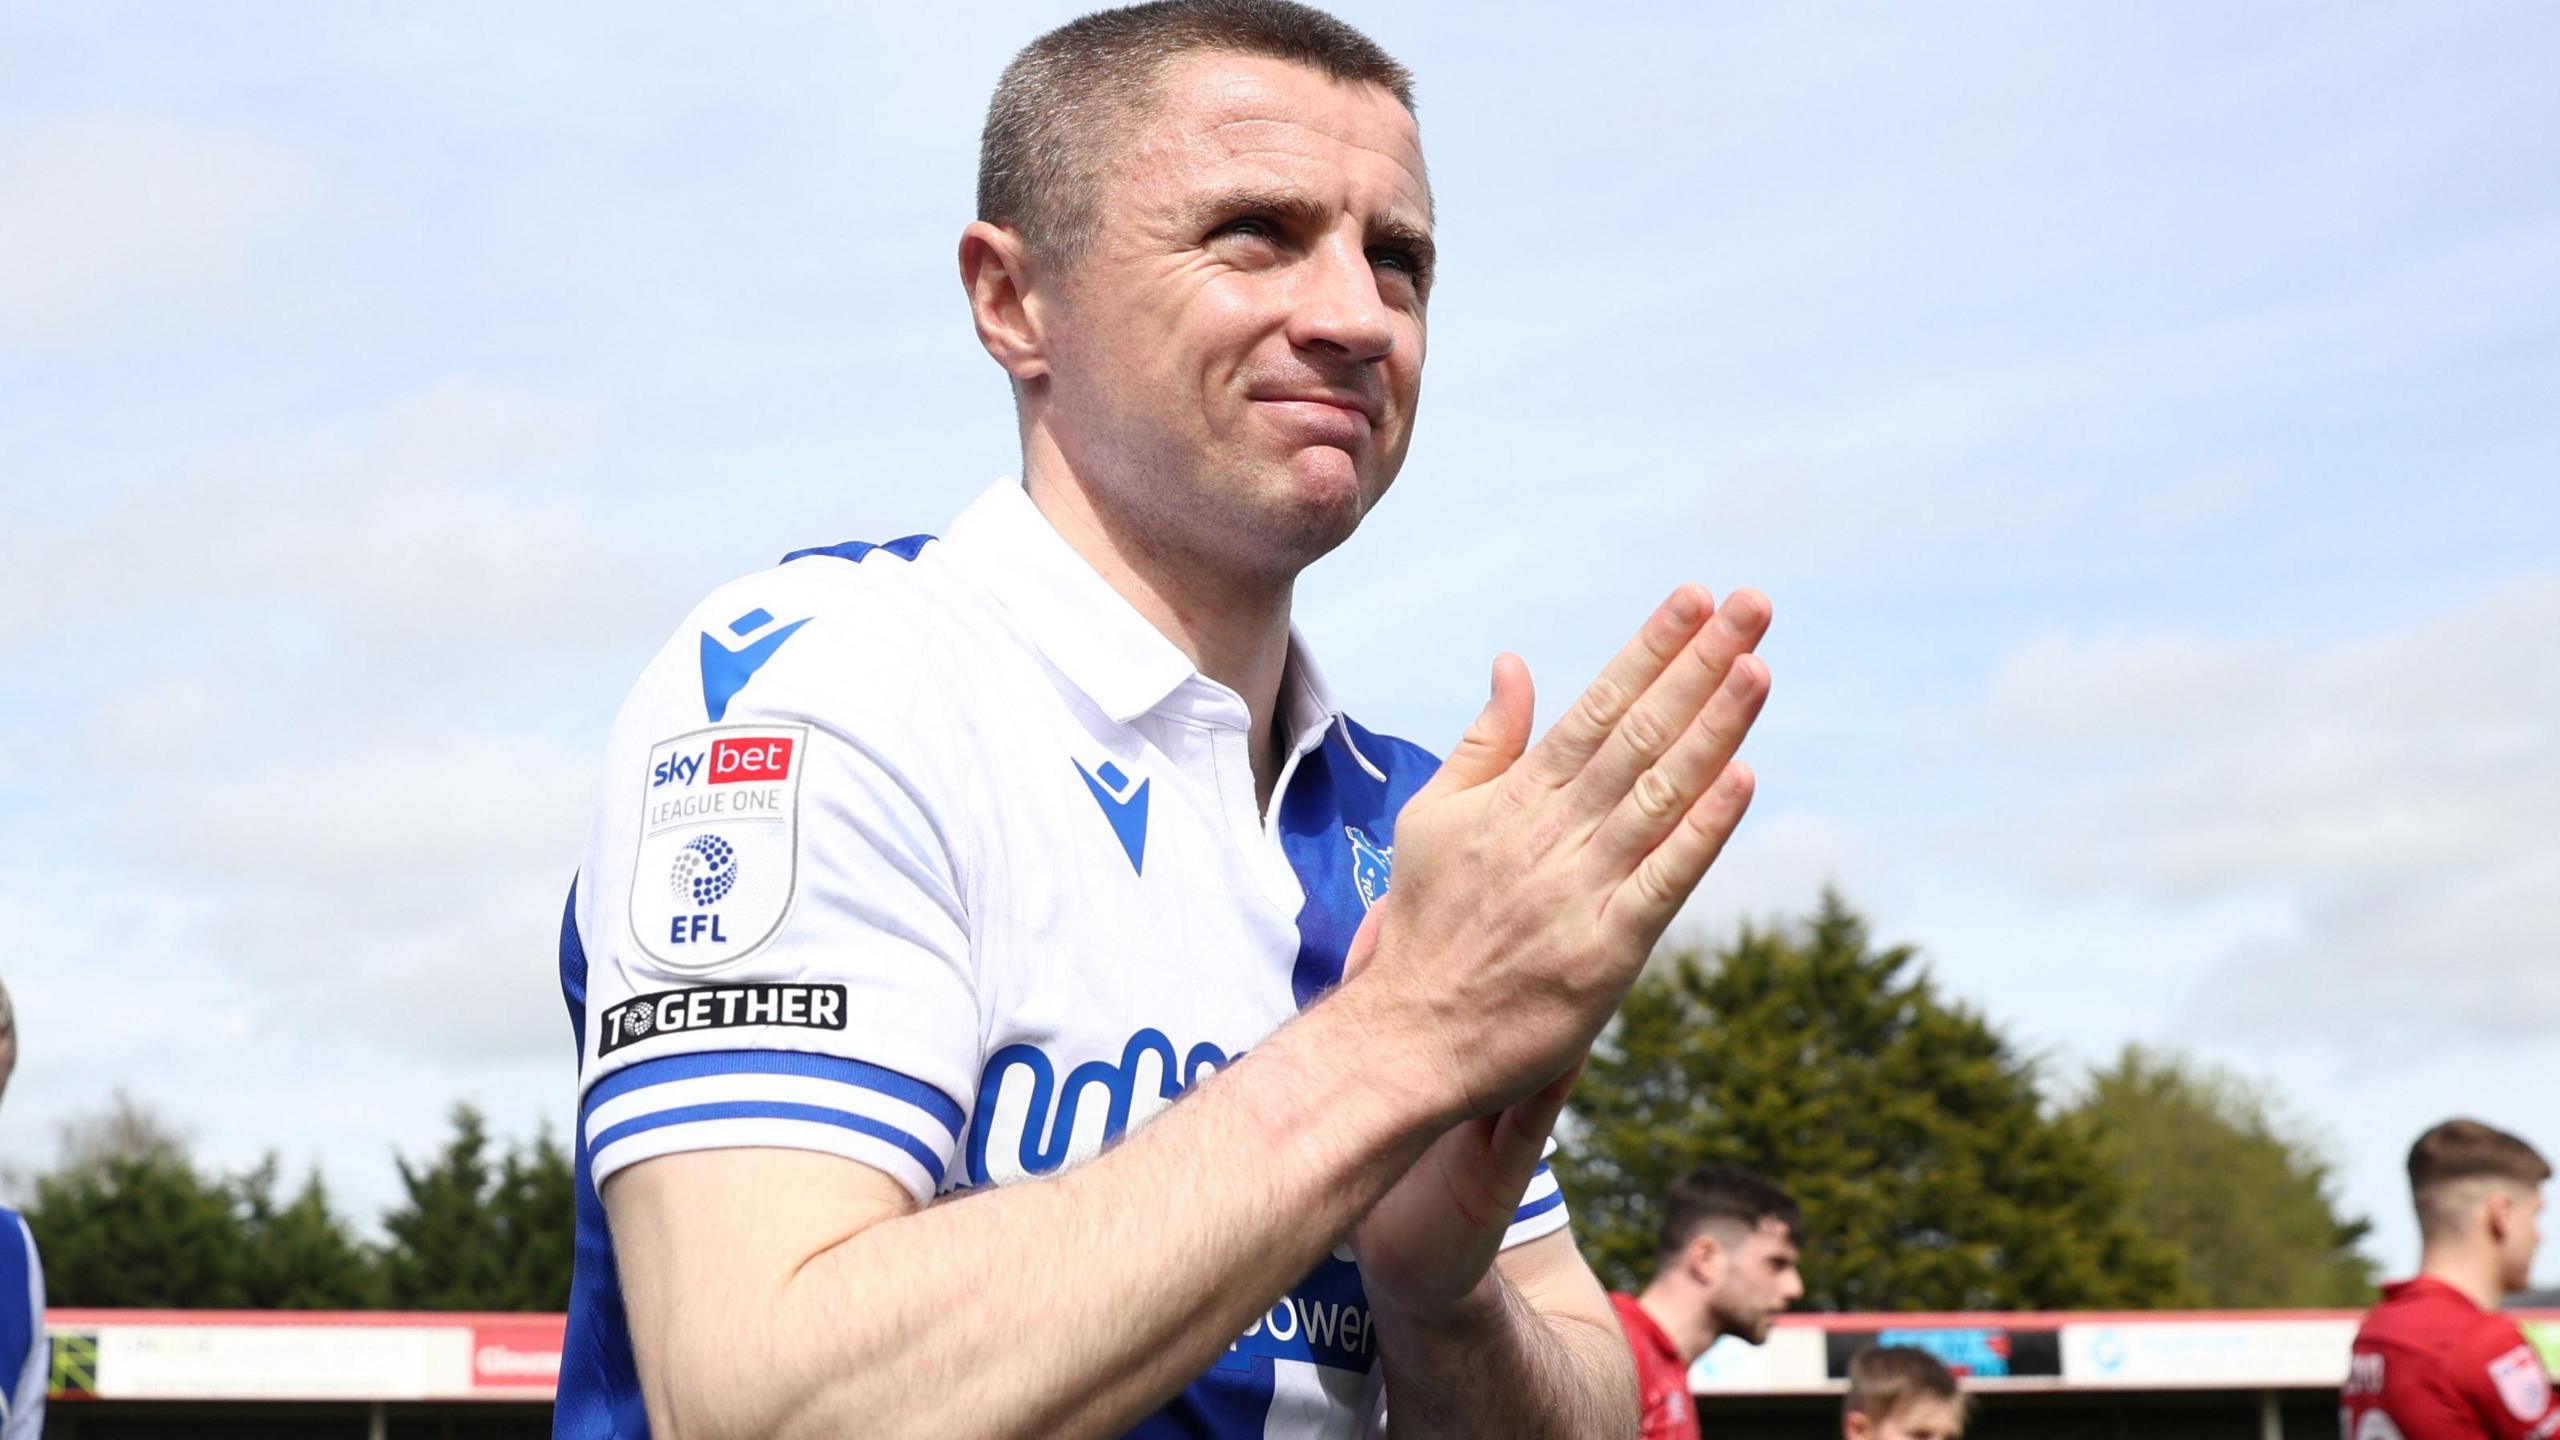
[1252,451,1373,547]
[1281,444,1372,506]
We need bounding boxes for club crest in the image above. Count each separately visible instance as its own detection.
[1346,826,1393,910]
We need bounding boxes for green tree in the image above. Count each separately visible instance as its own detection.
[1556,891,2197,1311]
[489,1124,575,1310]
[379,1105,574,1309]
[235,1160,381,1309]
[2074,1045,2376,1307]
[21,1093,253,1306]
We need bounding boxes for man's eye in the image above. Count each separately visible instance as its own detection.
[1218,218,1277,243]
[1369,247,1418,274]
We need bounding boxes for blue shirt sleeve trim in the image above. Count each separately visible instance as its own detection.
[1512,1188,1568,1224]
[588,1100,948,1187]
[584,1048,964,1137]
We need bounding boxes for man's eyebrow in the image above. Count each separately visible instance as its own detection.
[1368,213,1436,274]
[1182,185,1332,233]
[1184,185,1436,268]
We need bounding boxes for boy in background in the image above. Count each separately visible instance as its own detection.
[1842,1345,1967,1440]
[2345,1119,2558,1438]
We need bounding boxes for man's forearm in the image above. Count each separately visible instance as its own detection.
[1372,1269,1637,1439]
[651,992,1449,1440]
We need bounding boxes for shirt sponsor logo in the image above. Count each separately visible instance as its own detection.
[630,723,806,970]
[2344,1350,2384,1395]
[965,1027,1230,1188]
[650,735,798,790]
[1221,1255,1376,1374]
[962,1029,1382,1370]
[599,983,848,1056]
[710,735,794,784]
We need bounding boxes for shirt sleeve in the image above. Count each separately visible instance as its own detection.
[575,578,981,1205]
[2464,1330,2560,1440]
[2,1218,43,1440]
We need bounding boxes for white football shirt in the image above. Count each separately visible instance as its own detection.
[555,479,1570,1438]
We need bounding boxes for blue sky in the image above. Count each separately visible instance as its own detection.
[3,0,2555,1288]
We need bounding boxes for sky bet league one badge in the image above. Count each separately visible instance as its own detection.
[629,724,807,971]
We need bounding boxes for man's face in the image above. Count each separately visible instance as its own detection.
[1707,1218,1805,1344]
[1033,52,1430,586]
[1847,1397,1966,1440]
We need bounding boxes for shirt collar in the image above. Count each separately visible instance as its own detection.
[2385,1274,2487,1313]
[1278,629,1345,757]
[945,478,1345,748]
[1613,1294,1682,1362]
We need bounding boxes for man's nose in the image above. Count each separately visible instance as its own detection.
[1286,233,1395,364]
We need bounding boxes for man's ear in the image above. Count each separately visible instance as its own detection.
[959,220,1051,384]
[1688,1231,1727,1289]
[1842,1411,1872,1440]
[2487,1185,2517,1244]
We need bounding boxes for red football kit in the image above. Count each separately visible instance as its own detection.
[1611,1292,1701,1440]
[2345,1276,2560,1439]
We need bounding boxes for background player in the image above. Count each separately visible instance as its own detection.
[2344,1119,2558,1438]
[1609,1164,1805,1439]
[0,982,47,1440]
[1842,1346,1968,1440]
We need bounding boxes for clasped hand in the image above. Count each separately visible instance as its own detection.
[1343,584,1772,1321]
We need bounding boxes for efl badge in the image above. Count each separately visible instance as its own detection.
[1346,826,1392,910]
[2491,1345,2550,1421]
[629,724,806,971]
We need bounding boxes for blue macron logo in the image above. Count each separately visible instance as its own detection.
[700,607,810,722]
[1073,758,1149,875]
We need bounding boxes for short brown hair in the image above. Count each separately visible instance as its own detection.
[977,0,1417,267]
[2411,1119,2551,1238]
[1657,1162,1802,1267]
[1845,1345,1966,1425]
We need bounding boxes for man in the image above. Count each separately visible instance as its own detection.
[552,3,1773,1438]
[0,983,46,1440]
[1608,1164,1804,1440]
[2344,1119,2560,1439]
[1841,1347,1967,1440]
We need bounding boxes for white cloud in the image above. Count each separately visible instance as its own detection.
[122,724,596,1063]
[1672,808,1883,942]
[1981,577,2560,1041]
[0,112,313,347]
[2220,851,2560,1046]
[0,376,657,701]
[0,376,648,1090]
